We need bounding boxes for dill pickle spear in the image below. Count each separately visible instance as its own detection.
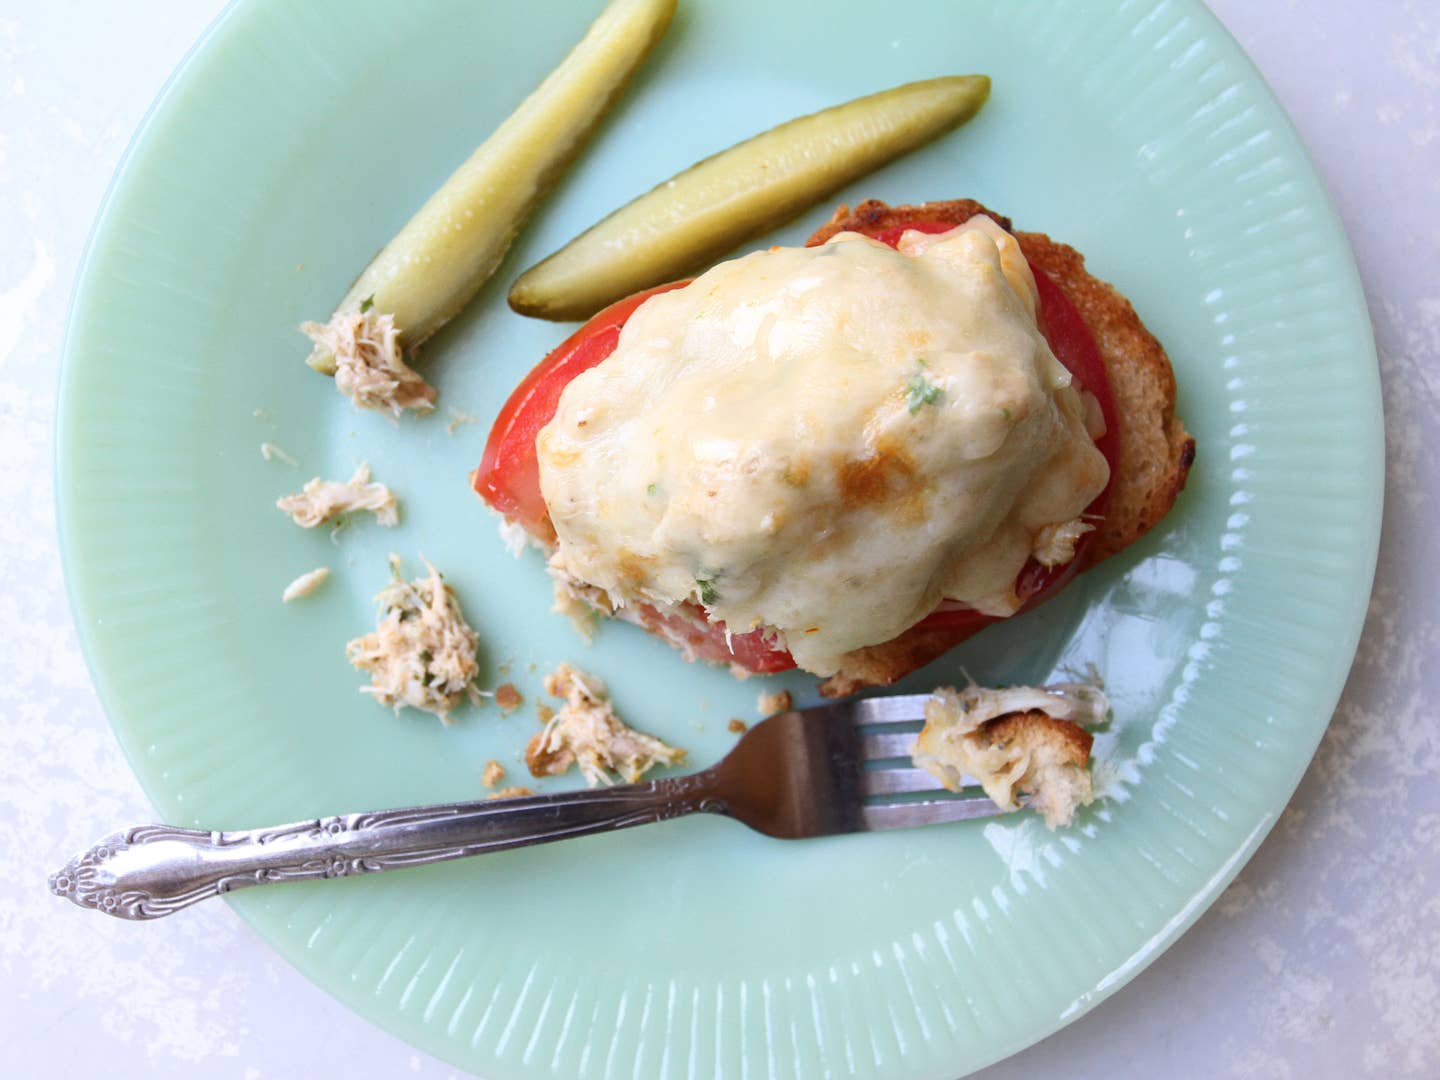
[307,0,676,379]
[507,75,990,321]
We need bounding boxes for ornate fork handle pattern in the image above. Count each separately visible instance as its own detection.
[50,771,726,920]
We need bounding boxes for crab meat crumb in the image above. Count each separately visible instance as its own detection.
[277,463,398,528]
[548,561,613,642]
[302,308,436,417]
[345,554,480,722]
[526,662,685,786]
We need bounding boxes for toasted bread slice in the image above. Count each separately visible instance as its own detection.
[809,199,1194,692]
[914,707,1095,829]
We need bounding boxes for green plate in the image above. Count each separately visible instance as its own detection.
[58,0,1381,1075]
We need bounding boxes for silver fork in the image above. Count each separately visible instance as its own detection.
[50,694,1002,921]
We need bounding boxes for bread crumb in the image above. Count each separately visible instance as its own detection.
[481,759,506,788]
[913,682,1108,828]
[549,561,610,640]
[535,703,554,723]
[277,463,398,528]
[260,441,298,467]
[494,683,523,714]
[727,718,748,735]
[281,567,330,603]
[818,672,865,699]
[756,689,792,716]
[345,554,480,723]
[526,662,685,786]
[485,786,534,800]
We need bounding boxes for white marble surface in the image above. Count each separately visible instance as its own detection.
[2,1,1436,1076]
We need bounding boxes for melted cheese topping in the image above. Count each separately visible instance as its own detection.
[537,218,1110,674]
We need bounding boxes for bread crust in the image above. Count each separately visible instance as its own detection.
[984,709,1094,765]
[813,199,1194,693]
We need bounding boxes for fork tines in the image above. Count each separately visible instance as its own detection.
[838,693,1001,828]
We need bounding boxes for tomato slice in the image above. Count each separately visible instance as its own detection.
[473,282,688,543]
[472,279,791,669]
[632,603,798,674]
[475,218,1117,676]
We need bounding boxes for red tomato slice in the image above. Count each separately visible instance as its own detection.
[632,603,798,674]
[473,281,688,543]
[475,218,1118,676]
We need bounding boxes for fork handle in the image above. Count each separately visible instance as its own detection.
[50,771,725,921]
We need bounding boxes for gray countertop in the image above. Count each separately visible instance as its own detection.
[2,1,1435,1075]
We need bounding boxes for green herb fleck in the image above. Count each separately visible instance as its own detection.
[906,372,942,414]
[697,579,718,606]
[359,295,375,314]
[646,483,658,496]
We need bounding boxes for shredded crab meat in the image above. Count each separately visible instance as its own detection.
[260,441,298,466]
[548,561,614,641]
[281,566,330,603]
[301,309,437,417]
[345,554,480,722]
[913,681,1109,829]
[526,662,685,786]
[276,463,399,528]
[1032,518,1094,568]
[498,517,548,559]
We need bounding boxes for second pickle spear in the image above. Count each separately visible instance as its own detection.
[305,0,676,400]
[508,74,990,321]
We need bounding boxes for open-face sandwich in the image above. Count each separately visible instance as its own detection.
[475,199,1193,696]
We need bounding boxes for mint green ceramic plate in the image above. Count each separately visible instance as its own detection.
[58,0,1381,1075]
